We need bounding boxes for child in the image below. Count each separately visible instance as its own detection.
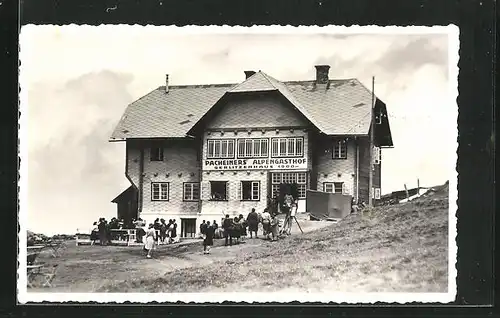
[203,221,215,254]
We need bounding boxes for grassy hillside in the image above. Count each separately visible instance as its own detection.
[97,182,449,293]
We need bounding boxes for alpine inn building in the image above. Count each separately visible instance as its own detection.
[109,65,393,238]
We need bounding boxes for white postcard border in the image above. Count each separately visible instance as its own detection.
[17,24,459,304]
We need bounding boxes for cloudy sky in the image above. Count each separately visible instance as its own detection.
[19,26,458,235]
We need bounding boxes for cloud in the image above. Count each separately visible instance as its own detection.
[26,70,134,235]
[376,35,448,79]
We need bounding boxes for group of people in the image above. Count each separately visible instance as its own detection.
[89,217,179,248]
[90,217,130,246]
[197,207,284,254]
[153,218,179,244]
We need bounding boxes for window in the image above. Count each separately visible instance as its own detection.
[210,181,228,201]
[375,111,382,124]
[271,137,304,157]
[323,182,344,194]
[373,146,381,165]
[183,182,200,201]
[371,187,381,199]
[237,138,269,158]
[333,139,347,159]
[241,181,260,201]
[271,172,307,199]
[151,182,169,201]
[207,139,235,159]
[150,147,164,161]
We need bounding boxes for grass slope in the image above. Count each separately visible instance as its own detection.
[97,183,449,293]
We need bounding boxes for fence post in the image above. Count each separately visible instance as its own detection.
[417,179,420,194]
[404,184,409,200]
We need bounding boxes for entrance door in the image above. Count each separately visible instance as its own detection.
[181,219,196,238]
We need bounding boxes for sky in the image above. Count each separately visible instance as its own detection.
[19,26,458,235]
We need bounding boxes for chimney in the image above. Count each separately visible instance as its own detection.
[244,70,256,79]
[165,74,169,93]
[315,65,330,84]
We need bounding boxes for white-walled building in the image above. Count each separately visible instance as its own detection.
[110,65,393,238]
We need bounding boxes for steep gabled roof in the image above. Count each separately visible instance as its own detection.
[110,71,386,140]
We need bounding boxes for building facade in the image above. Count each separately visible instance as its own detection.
[110,65,393,237]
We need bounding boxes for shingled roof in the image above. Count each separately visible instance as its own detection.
[110,71,385,140]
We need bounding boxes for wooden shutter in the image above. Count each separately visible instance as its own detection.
[226,181,230,201]
[373,146,381,165]
[201,181,210,201]
[237,181,242,200]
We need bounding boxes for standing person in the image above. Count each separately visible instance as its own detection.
[172,220,179,243]
[261,209,272,239]
[239,214,247,242]
[159,219,168,244]
[270,216,280,241]
[153,218,161,231]
[212,220,218,231]
[98,218,107,246]
[200,220,207,239]
[90,222,99,246]
[135,218,146,243]
[222,215,233,246]
[232,216,241,244]
[246,208,259,239]
[203,221,215,254]
[144,223,156,258]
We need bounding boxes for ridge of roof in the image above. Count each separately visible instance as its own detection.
[159,83,236,89]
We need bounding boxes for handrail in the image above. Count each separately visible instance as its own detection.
[76,229,162,246]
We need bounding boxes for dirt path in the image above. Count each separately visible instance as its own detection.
[28,219,332,293]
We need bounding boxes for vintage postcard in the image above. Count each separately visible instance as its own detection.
[18,25,459,304]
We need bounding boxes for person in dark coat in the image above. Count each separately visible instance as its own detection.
[98,218,108,246]
[90,222,99,245]
[222,215,233,246]
[171,220,178,242]
[232,216,241,243]
[200,220,207,238]
[246,208,259,238]
[159,219,168,243]
[203,221,215,254]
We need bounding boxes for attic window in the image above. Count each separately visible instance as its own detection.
[353,103,365,108]
[150,147,164,161]
[187,114,194,117]
[179,120,191,125]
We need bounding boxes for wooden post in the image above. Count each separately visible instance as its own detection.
[368,76,375,207]
[417,178,420,194]
[404,184,409,200]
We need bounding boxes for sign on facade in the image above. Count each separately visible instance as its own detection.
[203,157,307,171]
